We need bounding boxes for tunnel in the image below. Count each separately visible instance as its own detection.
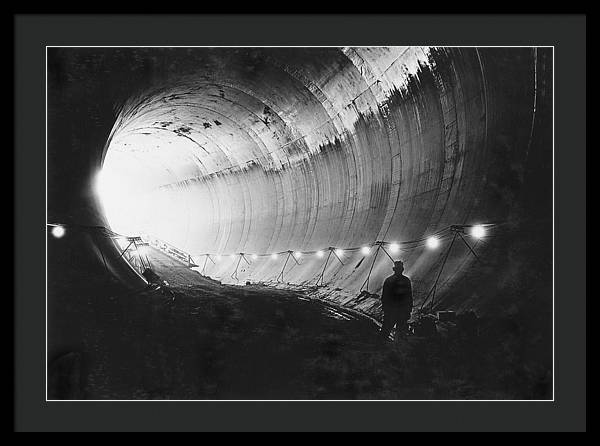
[47,47,553,399]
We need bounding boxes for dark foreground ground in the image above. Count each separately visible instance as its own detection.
[48,248,551,400]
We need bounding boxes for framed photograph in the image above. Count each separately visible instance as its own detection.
[15,14,586,432]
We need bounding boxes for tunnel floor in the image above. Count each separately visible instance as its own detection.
[49,247,551,400]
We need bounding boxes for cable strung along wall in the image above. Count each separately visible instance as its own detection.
[101,47,547,317]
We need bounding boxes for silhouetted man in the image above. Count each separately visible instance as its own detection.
[380,260,413,340]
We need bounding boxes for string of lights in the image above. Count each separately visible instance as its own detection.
[150,223,496,261]
[46,221,496,295]
[47,222,496,260]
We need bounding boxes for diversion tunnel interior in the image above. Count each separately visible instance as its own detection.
[48,47,553,323]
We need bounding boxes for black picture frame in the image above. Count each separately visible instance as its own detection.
[14,14,586,432]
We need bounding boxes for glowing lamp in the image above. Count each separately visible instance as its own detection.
[51,225,65,238]
[426,236,440,249]
[470,225,486,239]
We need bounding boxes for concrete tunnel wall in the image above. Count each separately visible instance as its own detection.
[48,47,553,322]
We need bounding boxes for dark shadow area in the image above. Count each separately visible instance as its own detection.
[48,248,551,400]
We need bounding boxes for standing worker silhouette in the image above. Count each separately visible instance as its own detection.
[380,260,413,340]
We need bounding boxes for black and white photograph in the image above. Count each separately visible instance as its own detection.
[45,45,554,401]
[13,13,587,432]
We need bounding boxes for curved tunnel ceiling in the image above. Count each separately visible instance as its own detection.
[97,47,549,312]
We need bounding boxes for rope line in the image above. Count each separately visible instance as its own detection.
[169,223,497,258]
[47,221,498,291]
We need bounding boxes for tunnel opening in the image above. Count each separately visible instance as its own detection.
[95,47,550,316]
[48,47,554,400]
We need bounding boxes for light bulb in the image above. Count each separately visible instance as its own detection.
[426,236,440,249]
[51,225,65,238]
[470,225,486,239]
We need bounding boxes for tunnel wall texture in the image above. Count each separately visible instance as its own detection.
[48,47,553,322]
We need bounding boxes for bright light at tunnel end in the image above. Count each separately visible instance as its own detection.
[95,162,155,238]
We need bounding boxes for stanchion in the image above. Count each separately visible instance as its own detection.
[359,242,398,292]
[117,240,134,260]
[201,254,215,275]
[315,249,332,286]
[276,251,300,283]
[420,232,458,312]
[231,253,252,281]
[458,232,482,263]
[315,247,346,287]
[360,243,381,292]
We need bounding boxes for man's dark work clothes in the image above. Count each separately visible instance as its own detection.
[381,261,413,339]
